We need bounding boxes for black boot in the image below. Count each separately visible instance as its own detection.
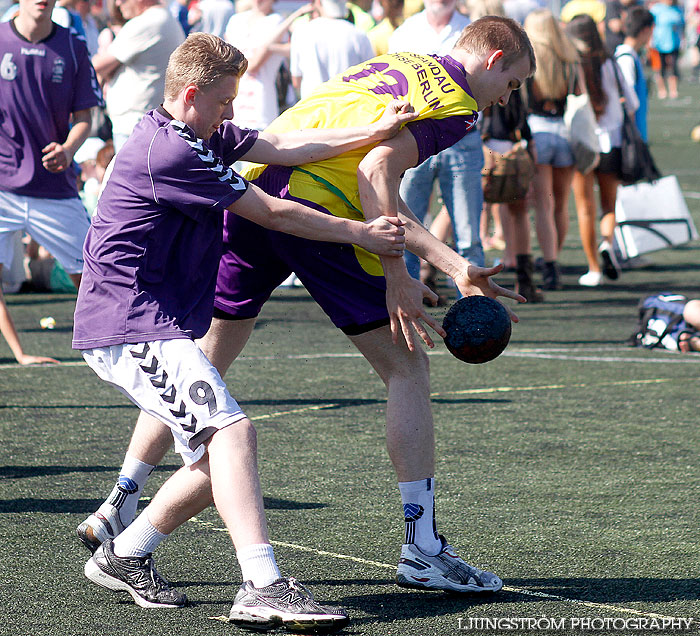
[419,262,447,306]
[542,260,562,291]
[515,254,544,302]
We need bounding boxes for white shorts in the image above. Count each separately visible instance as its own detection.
[0,190,90,274]
[82,339,247,465]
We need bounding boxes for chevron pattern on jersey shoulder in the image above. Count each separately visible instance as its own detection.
[170,120,247,190]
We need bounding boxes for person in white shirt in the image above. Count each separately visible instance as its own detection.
[389,0,486,286]
[91,0,185,151]
[225,0,311,131]
[188,0,234,39]
[290,0,374,99]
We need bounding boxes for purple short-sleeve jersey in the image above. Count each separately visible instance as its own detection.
[72,109,258,349]
[0,21,103,198]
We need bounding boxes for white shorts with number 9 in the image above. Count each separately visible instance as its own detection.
[82,339,247,465]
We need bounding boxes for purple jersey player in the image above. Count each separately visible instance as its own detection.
[73,33,415,631]
[0,0,102,365]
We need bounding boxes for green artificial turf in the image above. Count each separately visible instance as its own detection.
[1,81,699,636]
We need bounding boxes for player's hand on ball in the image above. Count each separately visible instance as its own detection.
[454,262,525,323]
[386,275,446,351]
[362,216,406,256]
[372,100,419,141]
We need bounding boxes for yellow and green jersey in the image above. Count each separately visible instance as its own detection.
[243,52,478,214]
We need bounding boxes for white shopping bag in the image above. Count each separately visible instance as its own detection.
[614,175,698,259]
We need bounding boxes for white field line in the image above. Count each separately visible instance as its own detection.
[189,517,696,625]
[2,346,697,371]
[0,361,680,415]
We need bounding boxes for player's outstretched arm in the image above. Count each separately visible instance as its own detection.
[0,290,59,365]
[357,129,446,351]
[244,100,419,167]
[396,200,525,322]
[395,195,525,320]
[358,128,523,331]
[227,183,405,256]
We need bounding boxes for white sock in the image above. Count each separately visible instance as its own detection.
[399,478,442,555]
[112,510,168,558]
[236,543,281,588]
[100,454,155,528]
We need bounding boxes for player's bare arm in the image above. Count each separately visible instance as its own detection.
[228,184,405,256]
[357,128,445,351]
[397,197,524,322]
[41,108,93,173]
[359,128,524,341]
[0,291,59,365]
[243,100,419,167]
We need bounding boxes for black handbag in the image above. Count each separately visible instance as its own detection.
[612,63,661,185]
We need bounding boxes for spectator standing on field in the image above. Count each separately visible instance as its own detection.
[0,0,102,364]
[290,0,374,100]
[565,13,638,287]
[614,6,654,141]
[225,0,311,131]
[524,8,580,292]
[649,0,684,100]
[91,0,184,151]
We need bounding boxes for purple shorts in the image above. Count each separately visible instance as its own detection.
[214,166,390,334]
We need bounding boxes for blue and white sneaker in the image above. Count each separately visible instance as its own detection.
[76,504,126,554]
[396,536,503,593]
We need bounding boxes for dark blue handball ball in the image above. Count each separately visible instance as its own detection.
[442,296,512,364]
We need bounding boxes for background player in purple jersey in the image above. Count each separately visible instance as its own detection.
[74,32,415,631]
[80,18,536,605]
[0,0,102,364]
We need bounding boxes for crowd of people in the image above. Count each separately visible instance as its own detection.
[2,0,696,360]
[0,0,697,630]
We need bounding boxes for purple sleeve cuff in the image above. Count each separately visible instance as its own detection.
[405,115,476,166]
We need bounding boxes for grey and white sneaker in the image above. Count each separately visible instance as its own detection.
[84,539,187,609]
[77,504,126,553]
[229,577,349,632]
[396,536,503,593]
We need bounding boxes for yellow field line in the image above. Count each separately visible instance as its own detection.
[250,403,340,421]
[429,377,672,398]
